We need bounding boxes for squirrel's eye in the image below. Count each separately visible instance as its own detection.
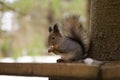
[52,37,55,40]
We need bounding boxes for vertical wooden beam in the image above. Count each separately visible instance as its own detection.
[89,0,120,61]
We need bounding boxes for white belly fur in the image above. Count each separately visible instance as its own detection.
[60,53,74,61]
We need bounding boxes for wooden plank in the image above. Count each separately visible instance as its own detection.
[0,63,99,79]
[49,76,100,80]
[101,62,120,80]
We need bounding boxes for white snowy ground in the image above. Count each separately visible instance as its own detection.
[0,75,48,80]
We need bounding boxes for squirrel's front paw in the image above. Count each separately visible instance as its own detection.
[48,46,54,53]
[57,59,66,63]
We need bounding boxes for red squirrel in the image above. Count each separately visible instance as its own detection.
[48,15,90,62]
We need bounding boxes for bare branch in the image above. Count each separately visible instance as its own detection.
[0,1,26,16]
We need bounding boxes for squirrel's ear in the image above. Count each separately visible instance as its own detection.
[49,26,52,33]
[53,24,59,33]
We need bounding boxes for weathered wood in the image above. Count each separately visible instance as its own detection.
[49,77,93,80]
[90,0,120,61]
[0,63,99,79]
[101,62,120,80]
[0,62,120,80]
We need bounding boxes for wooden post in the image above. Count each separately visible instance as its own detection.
[89,0,120,61]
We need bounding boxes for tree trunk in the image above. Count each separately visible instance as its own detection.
[89,0,120,61]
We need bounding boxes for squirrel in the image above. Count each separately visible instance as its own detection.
[48,15,90,63]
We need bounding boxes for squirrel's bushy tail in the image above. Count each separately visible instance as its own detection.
[62,15,90,55]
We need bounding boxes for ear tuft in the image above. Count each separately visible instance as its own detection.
[49,26,52,33]
[53,23,59,33]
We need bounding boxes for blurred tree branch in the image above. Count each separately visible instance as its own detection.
[0,1,25,16]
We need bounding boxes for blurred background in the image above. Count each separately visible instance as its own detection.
[0,0,88,63]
